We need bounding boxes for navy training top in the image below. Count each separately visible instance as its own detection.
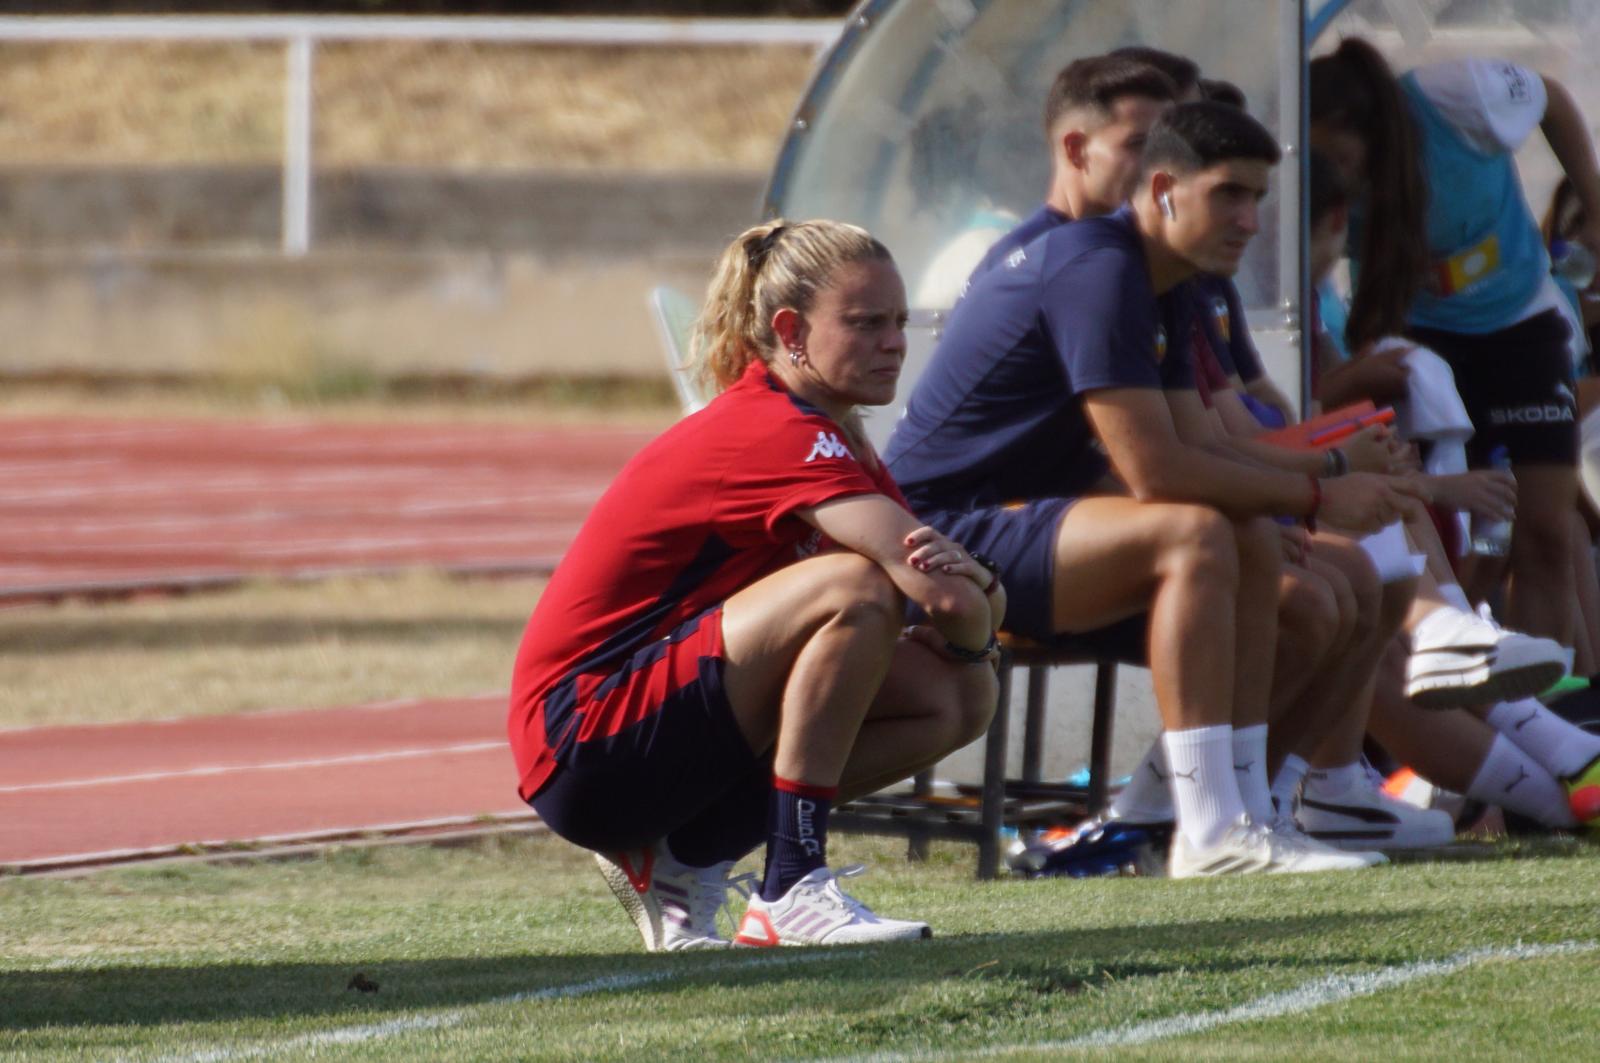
[964,204,1073,294]
[886,207,1196,513]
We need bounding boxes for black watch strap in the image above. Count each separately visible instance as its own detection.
[944,632,1001,663]
[968,551,1001,594]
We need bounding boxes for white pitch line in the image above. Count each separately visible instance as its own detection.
[149,948,868,1063]
[0,741,504,794]
[823,940,1598,1063]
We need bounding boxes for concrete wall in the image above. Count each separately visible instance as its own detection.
[0,168,766,381]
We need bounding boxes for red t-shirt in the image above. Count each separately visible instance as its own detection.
[507,360,908,799]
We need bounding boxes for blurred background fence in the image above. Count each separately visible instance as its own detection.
[0,16,835,391]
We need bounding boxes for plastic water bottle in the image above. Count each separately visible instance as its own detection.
[1551,239,1597,289]
[1470,445,1514,557]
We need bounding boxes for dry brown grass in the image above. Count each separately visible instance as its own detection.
[0,40,814,170]
[0,571,546,729]
[0,382,679,427]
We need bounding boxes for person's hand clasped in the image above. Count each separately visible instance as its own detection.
[1279,523,1311,565]
[904,525,992,588]
[1339,424,1408,475]
[1318,472,1431,533]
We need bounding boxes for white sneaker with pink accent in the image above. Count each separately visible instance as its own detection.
[594,843,753,952]
[733,865,931,947]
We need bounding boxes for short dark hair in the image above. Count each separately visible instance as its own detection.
[1107,46,1200,96]
[1308,149,1349,226]
[1042,54,1178,134]
[1141,101,1281,176]
[1200,77,1246,110]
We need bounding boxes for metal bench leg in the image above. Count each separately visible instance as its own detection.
[1022,664,1049,784]
[978,651,1013,879]
[906,770,932,862]
[1086,659,1118,815]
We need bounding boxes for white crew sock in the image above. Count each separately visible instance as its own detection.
[1303,760,1365,800]
[1467,734,1577,828]
[1231,724,1275,823]
[1162,725,1246,850]
[1108,740,1174,822]
[1270,753,1311,816]
[1437,582,1473,614]
[1485,697,1600,779]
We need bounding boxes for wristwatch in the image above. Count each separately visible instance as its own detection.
[968,551,1001,595]
[943,632,1001,664]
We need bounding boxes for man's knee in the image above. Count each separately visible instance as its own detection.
[1278,571,1340,661]
[1157,505,1239,585]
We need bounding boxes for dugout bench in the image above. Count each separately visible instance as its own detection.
[833,619,1146,880]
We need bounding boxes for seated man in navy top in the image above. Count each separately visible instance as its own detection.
[886,102,1426,877]
[963,54,1178,292]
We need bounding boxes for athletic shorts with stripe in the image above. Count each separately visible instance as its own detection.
[529,605,768,859]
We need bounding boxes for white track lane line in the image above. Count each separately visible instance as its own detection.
[822,939,1598,1062]
[148,949,869,1063]
[0,741,504,794]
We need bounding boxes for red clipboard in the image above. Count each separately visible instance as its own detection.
[1257,402,1393,451]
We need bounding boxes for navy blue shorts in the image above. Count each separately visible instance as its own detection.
[922,498,1074,642]
[529,606,767,854]
[923,498,1149,663]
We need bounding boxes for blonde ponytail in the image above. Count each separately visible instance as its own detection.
[686,218,892,396]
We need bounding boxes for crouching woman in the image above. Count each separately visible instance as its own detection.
[508,219,1004,949]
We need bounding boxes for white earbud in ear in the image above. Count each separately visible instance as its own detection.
[1158,191,1175,219]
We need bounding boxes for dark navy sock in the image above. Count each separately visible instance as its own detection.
[664,766,770,868]
[760,775,836,902]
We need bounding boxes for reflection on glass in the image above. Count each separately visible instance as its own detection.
[766,0,1288,313]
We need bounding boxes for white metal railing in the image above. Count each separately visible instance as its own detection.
[0,16,842,255]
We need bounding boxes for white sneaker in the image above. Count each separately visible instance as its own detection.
[1169,814,1381,878]
[732,866,931,946]
[594,843,754,952]
[1265,811,1387,869]
[1407,605,1568,709]
[1298,769,1457,850]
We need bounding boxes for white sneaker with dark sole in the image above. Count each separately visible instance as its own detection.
[1266,813,1387,868]
[1169,814,1382,878]
[1407,604,1568,709]
[1297,771,1457,850]
[594,844,751,952]
[733,865,931,946]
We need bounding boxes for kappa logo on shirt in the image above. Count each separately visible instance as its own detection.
[1005,247,1027,269]
[804,430,854,463]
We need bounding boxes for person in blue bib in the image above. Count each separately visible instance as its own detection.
[1310,38,1600,649]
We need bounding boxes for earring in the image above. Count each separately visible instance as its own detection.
[788,347,805,366]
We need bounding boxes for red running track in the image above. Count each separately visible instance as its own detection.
[0,696,534,871]
[0,417,654,597]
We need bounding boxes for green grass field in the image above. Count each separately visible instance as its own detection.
[5,832,1598,1062]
